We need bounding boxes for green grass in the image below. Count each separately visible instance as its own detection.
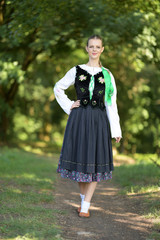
[113,153,160,239]
[113,163,160,195]
[150,222,160,240]
[1,146,160,239]
[0,146,63,240]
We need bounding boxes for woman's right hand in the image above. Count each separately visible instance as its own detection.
[70,100,81,110]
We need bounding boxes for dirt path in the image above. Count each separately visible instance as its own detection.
[54,175,153,240]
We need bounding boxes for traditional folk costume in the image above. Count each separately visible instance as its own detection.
[53,64,122,183]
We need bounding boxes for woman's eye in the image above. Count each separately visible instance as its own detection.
[89,46,101,49]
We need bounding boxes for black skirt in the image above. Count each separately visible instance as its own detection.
[57,104,114,182]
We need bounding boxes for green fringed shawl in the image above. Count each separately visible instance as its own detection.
[101,67,114,106]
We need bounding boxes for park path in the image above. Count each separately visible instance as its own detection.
[54,174,153,240]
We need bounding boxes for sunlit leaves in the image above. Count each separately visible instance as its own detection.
[0,61,25,85]
[0,0,160,152]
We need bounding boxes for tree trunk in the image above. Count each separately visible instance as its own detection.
[0,0,5,25]
[0,111,9,142]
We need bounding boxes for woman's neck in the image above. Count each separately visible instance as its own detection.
[86,59,100,67]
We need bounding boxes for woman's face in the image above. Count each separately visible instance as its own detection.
[86,39,104,60]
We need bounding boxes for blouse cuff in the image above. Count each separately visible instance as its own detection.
[105,104,122,138]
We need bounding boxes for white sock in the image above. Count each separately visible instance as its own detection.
[81,200,90,213]
[80,194,85,209]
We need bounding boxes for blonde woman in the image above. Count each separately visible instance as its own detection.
[53,35,122,217]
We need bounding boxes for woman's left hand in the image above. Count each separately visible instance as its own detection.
[115,137,121,143]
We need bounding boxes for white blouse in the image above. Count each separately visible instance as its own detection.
[53,64,122,138]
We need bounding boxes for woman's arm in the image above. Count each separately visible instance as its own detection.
[105,71,122,139]
[53,67,76,115]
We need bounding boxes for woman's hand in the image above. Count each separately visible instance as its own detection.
[115,137,121,143]
[70,100,81,110]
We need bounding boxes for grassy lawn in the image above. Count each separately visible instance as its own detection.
[0,146,63,240]
[113,153,160,240]
[0,145,160,239]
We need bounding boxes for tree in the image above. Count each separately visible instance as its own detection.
[0,0,160,154]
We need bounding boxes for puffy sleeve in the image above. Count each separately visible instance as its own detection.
[105,71,122,138]
[53,66,76,115]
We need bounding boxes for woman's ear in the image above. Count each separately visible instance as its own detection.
[85,46,89,53]
[101,46,104,53]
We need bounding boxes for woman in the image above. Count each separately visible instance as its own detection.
[53,35,122,218]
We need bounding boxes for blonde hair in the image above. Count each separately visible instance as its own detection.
[87,35,103,67]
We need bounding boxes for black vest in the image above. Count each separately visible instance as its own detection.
[74,65,105,110]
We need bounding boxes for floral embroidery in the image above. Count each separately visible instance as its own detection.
[98,77,105,84]
[81,98,89,106]
[57,163,112,183]
[79,75,87,81]
[98,90,104,95]
[80,87,85,92]
[91,100,97,106]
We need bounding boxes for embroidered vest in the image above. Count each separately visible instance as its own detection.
[74,65,106,110]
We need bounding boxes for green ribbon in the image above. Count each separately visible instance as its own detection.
[89,75,94,100]
[101,67,114,106]
[89,67,114,105]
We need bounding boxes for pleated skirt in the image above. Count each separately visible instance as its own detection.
[57,104,114,182]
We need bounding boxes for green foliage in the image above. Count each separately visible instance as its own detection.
[123,65,160,153]
[0,61,24,84]
[0,0,160,153]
